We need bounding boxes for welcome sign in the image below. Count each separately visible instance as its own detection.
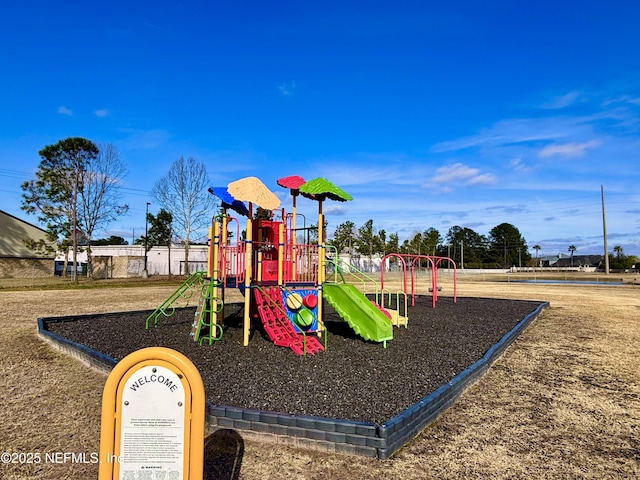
[98,347,205,480]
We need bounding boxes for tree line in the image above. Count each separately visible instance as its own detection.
[328,220,638,271]
[327,220,532,269]
[21,137,636,281]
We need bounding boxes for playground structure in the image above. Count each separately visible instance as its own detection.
[146,175,457,355]
[381,253,458,308]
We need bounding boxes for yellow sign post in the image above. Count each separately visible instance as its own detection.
[98,347,205,480]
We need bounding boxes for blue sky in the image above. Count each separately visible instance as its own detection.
[1,1,639,256]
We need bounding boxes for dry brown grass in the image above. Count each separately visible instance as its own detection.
[0,276,638,479]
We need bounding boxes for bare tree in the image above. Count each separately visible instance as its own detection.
[151,157,217,275]
[77,143,129,279]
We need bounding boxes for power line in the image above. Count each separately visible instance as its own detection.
[121,186,152,194]
[0,188,23,195]
[0,170,152,195]
[0,169,32,182]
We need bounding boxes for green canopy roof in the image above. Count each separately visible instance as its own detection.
[299,177,353,202]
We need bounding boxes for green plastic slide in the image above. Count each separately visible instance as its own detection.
[323,283,393,344]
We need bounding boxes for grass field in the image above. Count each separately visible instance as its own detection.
[0,273,638,479]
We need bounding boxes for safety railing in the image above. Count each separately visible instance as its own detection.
[325,257,381,304]
[145,271,206,328]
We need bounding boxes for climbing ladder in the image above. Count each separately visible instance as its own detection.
[254,286,324,356]
[190,276,224,345]
[146,271,206,329]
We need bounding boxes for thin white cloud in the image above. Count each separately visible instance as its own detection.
[428,163,496,187]
[431,118,565,153]
[278,81,297,96]
[143,22,170,33]
[324,205,347,216]
[314,153,426,187]
[57,106,73,116]
[117,128,171,150]
[467,173,497,185]
[439,185,453,193]
[538,140,601,158]
[602,95,640,107]
[94,109,110,117]
[509,157,530,173]
[431,88,635,159]
[486,204,528,215]
[431,133,505,153]
[541,91,582,109]
[431,163,478,183]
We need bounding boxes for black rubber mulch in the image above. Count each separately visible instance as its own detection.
[46,295,543,424]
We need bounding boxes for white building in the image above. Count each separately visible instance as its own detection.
[55,245,210,278]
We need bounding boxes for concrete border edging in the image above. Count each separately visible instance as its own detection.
[37,302,549,458]
[376,301,549,458]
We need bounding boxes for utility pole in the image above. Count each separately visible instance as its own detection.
[460,239,464,270]
[143,202,150,278]
[503,239,507,270]
[601,185,610,274]
[71,168,79,283]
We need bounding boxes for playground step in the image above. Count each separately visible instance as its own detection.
[370,300,393,320]
[385,308,408,327]
[289,336,324,356]
[258,306,297,346]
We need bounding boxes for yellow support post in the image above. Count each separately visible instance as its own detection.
[278,222,284,286]
[207,223,214,278]
[243,217,253,346]
[316,211,325,333]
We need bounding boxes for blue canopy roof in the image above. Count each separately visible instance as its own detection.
[208,187,249,217]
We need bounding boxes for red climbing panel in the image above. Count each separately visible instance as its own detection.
[254,286,324,356]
